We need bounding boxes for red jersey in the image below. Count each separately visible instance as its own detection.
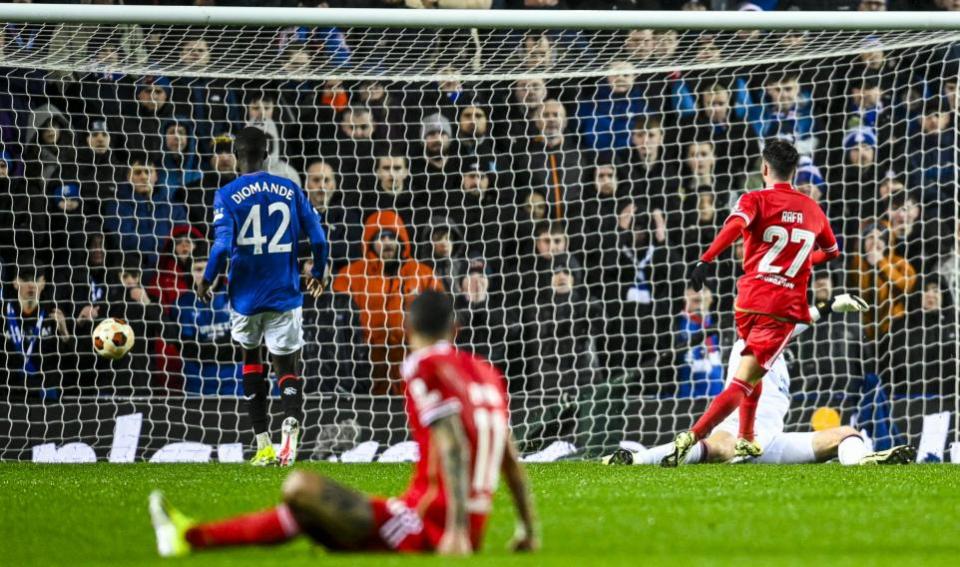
[399,341,509,550]
[728,183,838,322]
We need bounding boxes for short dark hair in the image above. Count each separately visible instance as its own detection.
[888,190,917,210]
[534,221,566,239]
[235,126,268,164]
[408,290,456,340]
[762,140,800,181]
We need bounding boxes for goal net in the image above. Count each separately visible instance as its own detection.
[0,8,957,462]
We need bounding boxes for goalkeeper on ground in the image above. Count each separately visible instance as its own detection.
[604,292,916,466]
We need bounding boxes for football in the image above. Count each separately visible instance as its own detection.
[92,318,135,360]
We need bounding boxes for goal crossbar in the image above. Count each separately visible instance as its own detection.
[3,5,960,31]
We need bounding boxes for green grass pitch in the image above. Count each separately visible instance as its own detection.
[3,463,960,566]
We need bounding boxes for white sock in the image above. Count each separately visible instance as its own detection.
[256,432,272,451]
[636,443,674,465]
[685,442,704,464]
[637,441,704,465]
[838,435,867,466]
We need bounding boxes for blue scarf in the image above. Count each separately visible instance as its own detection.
[5,301,44,375]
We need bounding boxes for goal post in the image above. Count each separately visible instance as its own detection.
[0,5,957,462]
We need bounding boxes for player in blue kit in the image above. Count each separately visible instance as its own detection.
[197,127,329,467]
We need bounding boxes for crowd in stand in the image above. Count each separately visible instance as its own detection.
[1,0,959,405]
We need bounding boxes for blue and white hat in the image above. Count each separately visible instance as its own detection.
[843,127,877,150]
[54,182,81,203]
[794,156,825,188]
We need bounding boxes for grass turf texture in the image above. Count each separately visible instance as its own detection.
[2,463,959,566]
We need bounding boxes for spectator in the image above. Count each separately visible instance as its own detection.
[521,253,599,393]
[680,139,731,201]
[511,99,583,222]
[568,154,628,290]
[889,279,957,397]
[304,160,363,271]
[169,258,240,395]
[410,112,457,196]
[674,287,723,398]
[114,259,164,392]
[454,104,499,174]
[0,152,49,266]
[300,259,371,394]
[881,191,944,277]
[794,156,827,203]
[148,224,206,308]
[454,257,522,376]
[515,221,581,304]
[244,90,286,160]
[577,61,646,152]
[499,77,548,140]
[70,38,137,134]
[169,37,242,155]
[829,126,881,232]
[356,79,407,142]
[79,118,121,189]
[512,190,549,261]
[367,152,427,242]
[332,210,442,394]
[448,157,512,264]
[157,120,202,191]
[123,76,174,159]
[47,182,90,253]
[601,207,682,375]
[185,134,237,231]
[103,153,187,270]
[622,115,679,208]
[421,217,467,295]
[907,96,955,203]
[691,82,759,183]
[795,272,864,401]
[850,225,918,338]
[758,72,817,155]
[245,91,301,184]
[24,103,77,186]
[1,265,72,400]
[621,28,656,65]
[324,106,377,197]
[682,191,722,265]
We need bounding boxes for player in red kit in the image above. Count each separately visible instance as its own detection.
[662,140,841,467]
[149,290,539,557]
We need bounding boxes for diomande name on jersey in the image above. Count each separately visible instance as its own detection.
[226,180,296,204]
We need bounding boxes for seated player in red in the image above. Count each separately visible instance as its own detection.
[149,290,539,557]
[663,140,841,466]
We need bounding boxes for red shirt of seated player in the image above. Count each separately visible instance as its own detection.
[373,341,509,552]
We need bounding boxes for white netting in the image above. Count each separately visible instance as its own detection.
[0,18,957,461]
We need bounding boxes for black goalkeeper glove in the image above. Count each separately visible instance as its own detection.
[687,261,711,291]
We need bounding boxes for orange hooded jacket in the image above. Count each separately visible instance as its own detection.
[333,210,443,347]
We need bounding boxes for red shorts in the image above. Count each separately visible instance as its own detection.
[735,311,796,370]
[367,497,486,553]
[368,497,437,552]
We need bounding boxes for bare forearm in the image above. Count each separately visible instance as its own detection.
[433,417,471,534]
[503,441,537,536]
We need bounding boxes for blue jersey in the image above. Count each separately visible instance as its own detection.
[204,171,329,316]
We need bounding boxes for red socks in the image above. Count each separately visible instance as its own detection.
[738,381,763,441]
[185,505,300,549]
[691,379,754,439]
